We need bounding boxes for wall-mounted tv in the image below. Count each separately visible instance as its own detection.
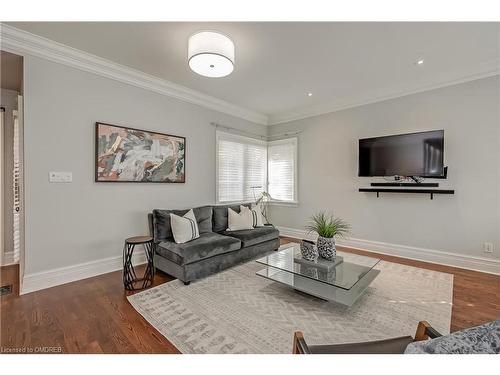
[358,130,445,177]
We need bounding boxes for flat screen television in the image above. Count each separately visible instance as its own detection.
[358,130,445,177]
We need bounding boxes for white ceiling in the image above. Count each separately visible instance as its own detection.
[7,22,500,124]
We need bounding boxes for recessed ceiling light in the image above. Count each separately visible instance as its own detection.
[415,59,424,65]
[307,93,313,97]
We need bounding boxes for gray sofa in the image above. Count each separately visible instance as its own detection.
[148,204,280,284]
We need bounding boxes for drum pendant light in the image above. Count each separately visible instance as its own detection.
[188,31,235,78]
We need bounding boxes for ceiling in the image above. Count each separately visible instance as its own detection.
[7,22,500,124]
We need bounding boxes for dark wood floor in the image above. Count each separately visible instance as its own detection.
[1,263,178,353]
[1,237,499,353]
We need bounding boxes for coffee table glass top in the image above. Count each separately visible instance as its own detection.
[256,244,380,290]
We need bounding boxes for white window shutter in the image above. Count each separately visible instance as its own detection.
[217,132,267,203]
[268,138,297,202]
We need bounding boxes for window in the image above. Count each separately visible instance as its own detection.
[216,131,298,204]
[268,138,297,202]
[217,132,267,203]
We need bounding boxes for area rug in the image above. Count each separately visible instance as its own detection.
[128,248,453,353]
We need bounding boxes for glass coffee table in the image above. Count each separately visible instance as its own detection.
[256,244,381,306]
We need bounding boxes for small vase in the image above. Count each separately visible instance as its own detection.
[300,240,319,261]
[317,236,336,261]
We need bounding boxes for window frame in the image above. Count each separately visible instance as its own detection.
[216,131,298,206]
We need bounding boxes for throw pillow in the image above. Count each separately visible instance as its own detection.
[240,205,265,227]
[227,207,254,231]
[170,209,200,244]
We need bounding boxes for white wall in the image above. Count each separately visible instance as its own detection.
[20,54,500,286]
[23,56,267,276]
[268,76,499,262]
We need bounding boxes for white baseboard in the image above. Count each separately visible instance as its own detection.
[277,226,500,275]
[21,252,146,295]
[18,227,500,294]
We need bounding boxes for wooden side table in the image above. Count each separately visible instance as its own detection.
[123,235,155,291]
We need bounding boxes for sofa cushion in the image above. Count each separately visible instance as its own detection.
[221,225,279,247]
[156,232,241,265]
[213,204,251,233]
[153,206,213,241]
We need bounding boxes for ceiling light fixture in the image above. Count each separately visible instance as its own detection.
[415,59,425,65]
[188,31,234,78]
[308,93,313,97]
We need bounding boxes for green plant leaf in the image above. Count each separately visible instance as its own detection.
[305,211,351,238]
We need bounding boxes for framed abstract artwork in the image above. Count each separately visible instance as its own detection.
[95,122,186,183]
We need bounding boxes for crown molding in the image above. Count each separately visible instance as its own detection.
[268,68,500,125]
[0,24,268,125]
[2,24,498,127]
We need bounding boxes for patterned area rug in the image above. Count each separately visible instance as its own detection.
[128,250,453,354]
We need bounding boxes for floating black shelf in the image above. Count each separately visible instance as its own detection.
[370,182,439,187]
[359,188,455,200]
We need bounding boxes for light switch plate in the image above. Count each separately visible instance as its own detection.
[49,172,72,183]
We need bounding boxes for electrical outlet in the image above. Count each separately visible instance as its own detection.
[483,242,494,254]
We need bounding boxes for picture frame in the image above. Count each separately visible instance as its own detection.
[95,122,186,183]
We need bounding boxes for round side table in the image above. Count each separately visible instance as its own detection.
[123,235,155,291]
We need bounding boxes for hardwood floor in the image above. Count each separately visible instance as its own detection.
[1,238,499,353]
[1,264,179,354]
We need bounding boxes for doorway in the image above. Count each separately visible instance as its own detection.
[1,50,24,296]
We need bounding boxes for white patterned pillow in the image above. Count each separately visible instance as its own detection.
[227,207,254,231]
[170,209,200,244]
[240,205,265,227]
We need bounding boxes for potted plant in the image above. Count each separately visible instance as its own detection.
[306,212,351,261]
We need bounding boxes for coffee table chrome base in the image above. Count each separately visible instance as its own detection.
[256,267,380,307]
